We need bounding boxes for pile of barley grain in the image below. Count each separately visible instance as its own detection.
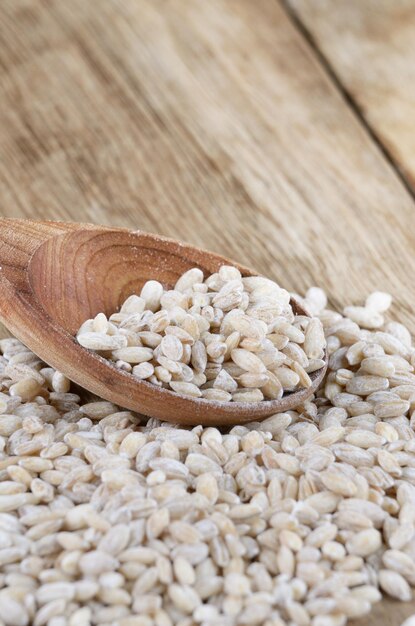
[0,288,414,626]
[76,267,326,402]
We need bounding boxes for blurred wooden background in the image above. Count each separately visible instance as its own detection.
[0,1,414,622]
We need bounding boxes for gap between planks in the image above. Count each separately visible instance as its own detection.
[282,0,415,202]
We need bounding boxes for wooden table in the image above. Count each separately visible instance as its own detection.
[0,1,414,624]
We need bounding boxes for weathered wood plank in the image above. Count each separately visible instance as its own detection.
[0,0,413,334]
[286,0,415,190]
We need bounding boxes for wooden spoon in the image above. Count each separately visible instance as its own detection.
[0,219,327,425]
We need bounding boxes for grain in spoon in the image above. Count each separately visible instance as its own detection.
[0,219,327,424]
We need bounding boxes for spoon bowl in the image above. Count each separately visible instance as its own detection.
[0,219,327,425]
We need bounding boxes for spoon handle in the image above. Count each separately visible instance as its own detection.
[0,219,76,359]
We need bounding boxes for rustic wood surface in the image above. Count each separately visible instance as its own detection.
[286,0,415,192]
[0,0,414,622]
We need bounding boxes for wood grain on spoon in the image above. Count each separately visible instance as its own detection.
[0,219,327,425]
